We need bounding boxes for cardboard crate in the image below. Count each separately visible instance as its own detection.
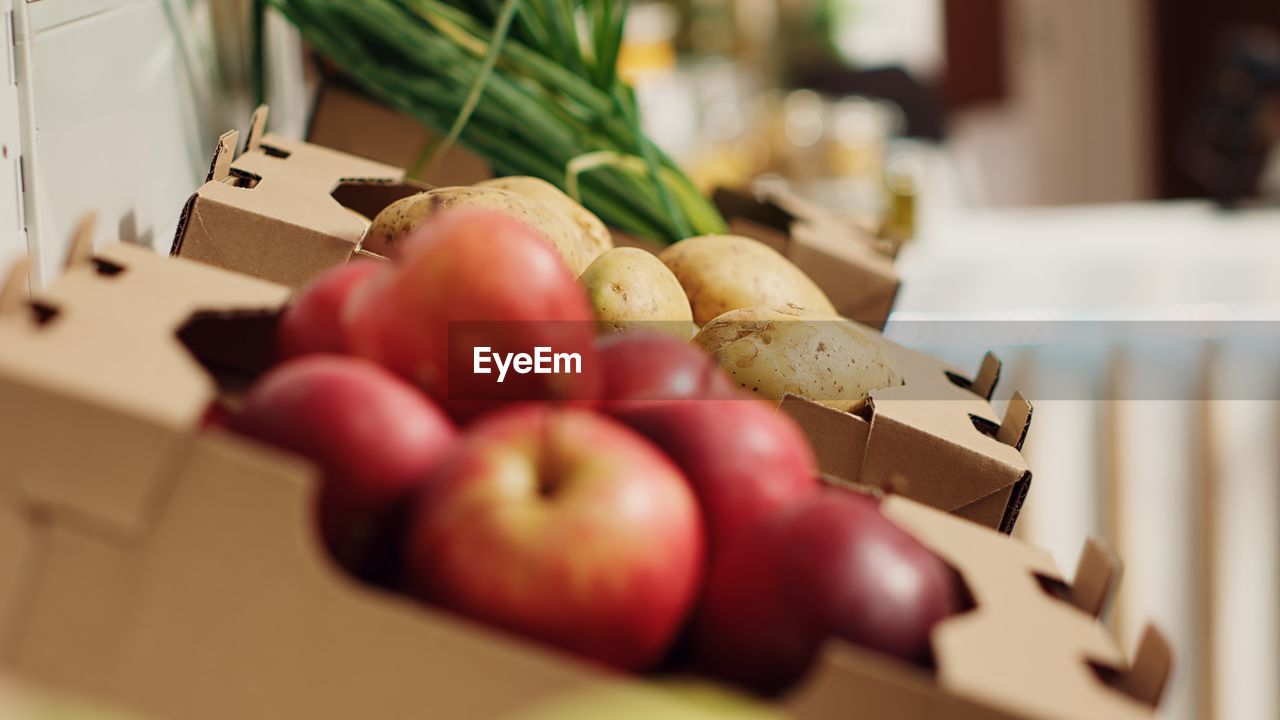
[171,109,1028,531]
[782,349,1032,533]
[712,187,900,330]
[171,107,424,289]
[0,228,1167,720]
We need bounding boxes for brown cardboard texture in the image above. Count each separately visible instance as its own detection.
[171,106,425,289]
[0,236,1164,720]
[782,346,1033,534]
[0,242,612,719]
[789,497,1170,720]
[713,186,900,330]
[308,82,494,187]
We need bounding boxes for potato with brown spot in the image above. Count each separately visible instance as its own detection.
[477,176,613,266]
[658,234,837,325]
[579,247,694,338]
[694,305,902,411]
[365,186,586,272]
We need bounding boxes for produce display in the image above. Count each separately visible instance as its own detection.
[360,177,904,411]
[346,209,601,418]
[234,203,961,695]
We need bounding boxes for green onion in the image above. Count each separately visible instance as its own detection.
[270,0,727,243]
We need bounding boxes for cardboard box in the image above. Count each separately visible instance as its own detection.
[307,83,494,188]
[171,107,426,289]
[168,108,1031,533]
[1,673,149,719]
[0,231,1167,720]
[782,349,1033,534]
[712,186,901,330]
[175,105,898,325]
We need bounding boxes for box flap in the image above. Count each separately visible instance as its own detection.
[787,221,900,326]
[0,244,288,534]
[13,432,607,720]
[778,394,870,485]
[714,187,900,329]
[173,108,430,288]
[880,497,1162,720]
[861,345,1032,520]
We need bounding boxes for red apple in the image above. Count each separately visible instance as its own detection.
[612,399,818,552]
[597,332,739,404]
[403,404,704,671]
[277,261,381,359]
[200,399,233,430]
[345,210,600,419]
[692,491,959,694]
[232,355,458,568]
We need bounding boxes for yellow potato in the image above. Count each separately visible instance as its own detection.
[658,235,836,325]
[579,247,694,337]
[478,176,612,266]
[365,186,586,272]
[693,305,902,411]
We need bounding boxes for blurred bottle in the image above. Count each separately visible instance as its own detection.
[882,149,923,244]
[624,3,699,163]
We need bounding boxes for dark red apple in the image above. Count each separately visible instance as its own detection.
[691,491,959,694]
[344,210,600,420]
[612,398,818,552]
[403,404,704,672]
[232,355,458,568]
[277,261,381,359]
[597,331,739,404]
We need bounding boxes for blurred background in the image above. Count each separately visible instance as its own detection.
[1,1,1278,718]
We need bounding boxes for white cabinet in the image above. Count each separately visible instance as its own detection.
[0,0,307,289]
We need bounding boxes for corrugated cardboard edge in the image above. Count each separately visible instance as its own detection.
[170,110,423,288]
[783,348,1034,533]
[793,497,1169,720]
[11,432,611,720]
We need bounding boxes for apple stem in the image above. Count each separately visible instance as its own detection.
[535,414,561,499]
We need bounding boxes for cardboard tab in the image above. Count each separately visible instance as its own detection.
[958,352,1002,401]
[173,109,426,289]
[208,131,238,183]
[62,214,97,271]
[998,393,1034,451]
[1116,626,1173,707]
[0,244,289,534]
[244,105,269,153]
[0,258,28,315]
[1070,538,1121,618]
